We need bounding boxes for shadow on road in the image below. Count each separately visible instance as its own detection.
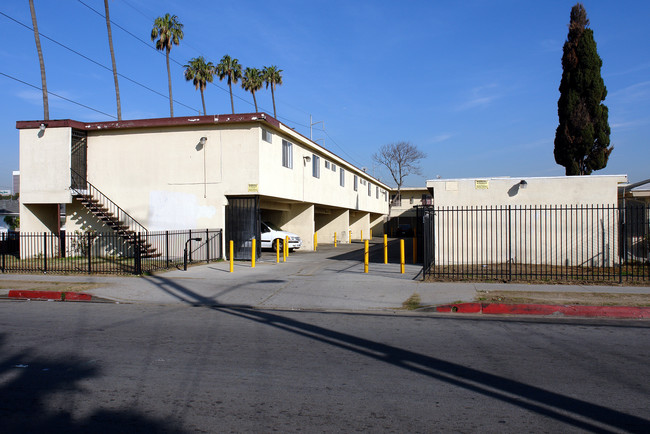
[141,274,649,433]
[0,334,186,434]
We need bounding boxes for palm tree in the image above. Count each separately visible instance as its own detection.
[29,0,48,120]
[184,56,214,116]
[216,55,242,114]
[104,0,121,120]
[262,66,283,119]
[151,13,184,117]
[241,67,263,112]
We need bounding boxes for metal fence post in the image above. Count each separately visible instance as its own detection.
[189,229,193,263]
[206,229,210,263]
[1,232,5,273]
[43,232,47,273]
[135,233,142,275]
[87,231,92,274]
[165,230,169,269]
[508,205,512,282]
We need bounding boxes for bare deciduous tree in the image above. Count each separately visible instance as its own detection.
[372,141,426,206]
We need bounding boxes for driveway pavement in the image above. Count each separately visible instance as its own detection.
[1,242,648,314]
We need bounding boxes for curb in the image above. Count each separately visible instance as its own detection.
[434,302,650,319]
[7,290,92,302]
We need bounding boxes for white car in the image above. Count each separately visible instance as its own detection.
[260,221,302,251]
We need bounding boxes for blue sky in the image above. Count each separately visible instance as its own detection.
[1,0,648,191]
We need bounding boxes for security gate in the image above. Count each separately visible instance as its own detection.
[225,196,261,260]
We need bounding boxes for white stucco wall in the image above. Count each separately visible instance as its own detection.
[427,175,627,207]
[425,176,628,267]
[19,128,72,204]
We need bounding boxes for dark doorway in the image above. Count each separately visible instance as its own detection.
[225,196,261,260]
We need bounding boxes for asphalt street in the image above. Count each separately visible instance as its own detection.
[1,301,648,433]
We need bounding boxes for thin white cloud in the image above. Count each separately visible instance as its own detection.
[455,83,501,111]
[609,80,650,103]
[539,39,561,53]
[611,118,650,130]
[429,133,452,144]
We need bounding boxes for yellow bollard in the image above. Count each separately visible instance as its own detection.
[361,230,363,241]
[349,230,352,243]
[251,238,256,268]
[370,229,373,239]
[334,232,337,247]
[229,240,234,273]
[383,234,388,264]
[276,239,280,263]
[314,232,317,251]
[284,235,289,260]
[413,237,417,264]
[364,240,369,273]
[400,239,405,274]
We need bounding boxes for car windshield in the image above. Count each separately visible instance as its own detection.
[264,221,283,231]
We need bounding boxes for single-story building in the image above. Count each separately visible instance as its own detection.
[17,113,390,258]
[424,175,629,268]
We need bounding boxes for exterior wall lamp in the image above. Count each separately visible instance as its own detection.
[39,123,47,131]
[303,155,311,164]
[519,180,528,189]
[199,136,207,146]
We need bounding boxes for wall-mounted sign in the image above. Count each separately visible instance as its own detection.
[248,184,259,193]
[475,180,489,190]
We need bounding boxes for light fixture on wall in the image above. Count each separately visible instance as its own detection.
[303,155,311,164]
[199,136,207,146]
[519,180,528,189]
[39,123,47,132]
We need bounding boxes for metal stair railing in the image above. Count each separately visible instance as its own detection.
[70,168,148,240]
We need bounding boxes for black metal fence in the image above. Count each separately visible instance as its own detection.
[0,229,222,275]
[421,205,649,283]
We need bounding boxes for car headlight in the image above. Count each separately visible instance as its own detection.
[290,236,300,242]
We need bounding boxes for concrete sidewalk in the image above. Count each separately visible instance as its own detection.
[1,243,648,314]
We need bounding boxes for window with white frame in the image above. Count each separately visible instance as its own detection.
[262,129,272,143]
[376,186,379,199]
[331,163,337,172]
[282,140,293,168]
[340,168,345,187]
[354,175,358,191]
[312,154,320,178]
[325,160,330,169]
[368,182,372,196]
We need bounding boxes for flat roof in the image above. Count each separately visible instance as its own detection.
[17,112,390,189]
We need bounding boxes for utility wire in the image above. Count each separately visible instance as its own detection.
[0,10,200,114]
[0,72,117,119]
[7,3,365,168]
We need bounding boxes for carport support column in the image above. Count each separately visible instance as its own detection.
[284,203,315,251]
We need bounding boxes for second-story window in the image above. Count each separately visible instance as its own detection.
[354,175,358,191]
[376,186,379,199]
[262,129,272,143]
[312,154,320,178]
[340,168,345,187]
[282,140,293,168]
[368,182,372,196]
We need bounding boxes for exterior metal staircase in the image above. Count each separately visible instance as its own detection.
[70,169,160,258]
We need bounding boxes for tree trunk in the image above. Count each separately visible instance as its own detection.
[229,81,234,114]
[271,84,276,118]
[252,91,258,112]
[200,88,206,116]
[104,0,121,120]
[166,49,174,117]
[29,0,48,121]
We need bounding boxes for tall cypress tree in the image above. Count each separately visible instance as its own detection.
[554,3,612,176]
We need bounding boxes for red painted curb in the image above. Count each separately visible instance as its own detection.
[7,290,92,302]
[435,303,650,319]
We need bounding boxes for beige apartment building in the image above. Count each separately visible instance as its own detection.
[17,113,390,257]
